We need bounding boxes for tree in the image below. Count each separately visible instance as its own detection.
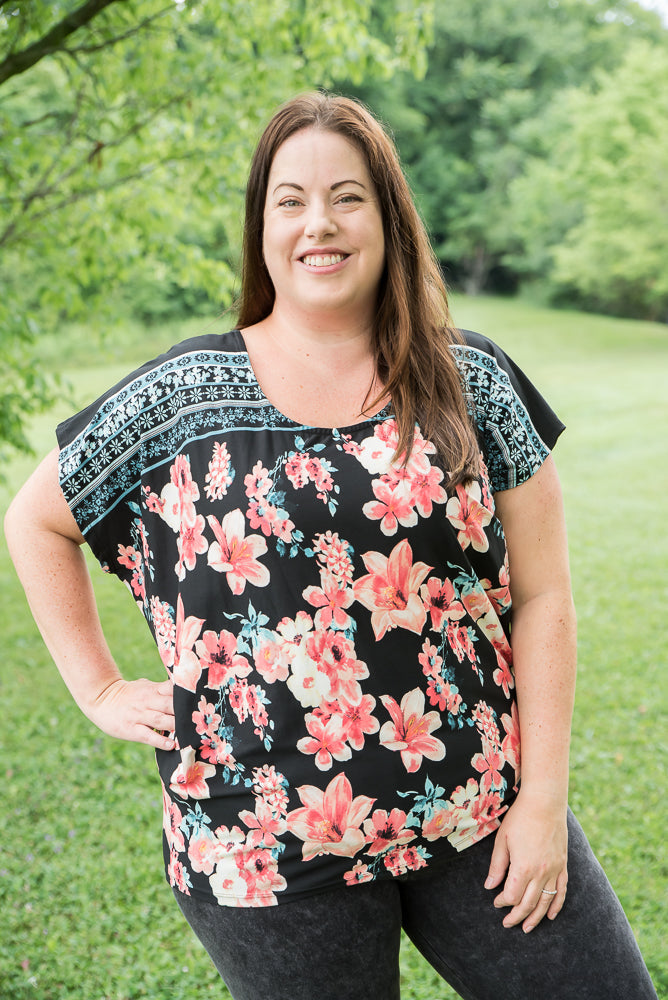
[342,0,666,295]
[0,0,433,458]
[506,39,668,320]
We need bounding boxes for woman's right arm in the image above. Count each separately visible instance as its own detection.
[4,446,175,750]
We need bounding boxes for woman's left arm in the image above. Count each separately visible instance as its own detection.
[485,454,577,933]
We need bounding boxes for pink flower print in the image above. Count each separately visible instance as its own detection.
[197,629,252,689]
[421,801,459,842]
[445,481,492,552]
[252,765,289,815]
[302,573,354,629]
[363,808,416,856]
[297,714,352,770]
[246,684,269,732]
[408,464,447,517]
[284,452,310,489]
[306,457,335,500]
[142,485,165,514]
[363,480,418,536]
[254,637,289,684]
[379,687,446,773]
[286,772,375,862]
[472,744,506,793]
[162,785,185,852]
[418,638,443,679]
[192,695,222,737]
[446,622,477,665]
[235,843,288,906]
[338,693,379,751]
[426,677,447,712]
[312,531,355,585]
[461,587,493,625]
[160,455,200,532]
[305,630,369,703]
[169,746,216,799]
[173,595,204,692]
[188,830,218,875]
[472,700,501,748]
[117,544,146,600]
[200,734,236,768]
[344,861,374,885]
[493,656,514,697]
[447,780,506,849]
[244,460,272,499]
[353,539,431,641]
[239,798,288,848]
[383,845,426,876]
[176,513,208,580]
[152,597,176,670]
[420,577,466,632]
[501,702,521,785]
[168,852,191,894]
[481,556,512,616]
[207,508,270,595]
[205,441,234,501]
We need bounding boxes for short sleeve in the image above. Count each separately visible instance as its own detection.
[56,363,152,574]
[454,330,565,492]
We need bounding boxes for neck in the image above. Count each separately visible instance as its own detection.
[259,300,376,361]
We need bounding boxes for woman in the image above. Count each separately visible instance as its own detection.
[5,93,657,1000]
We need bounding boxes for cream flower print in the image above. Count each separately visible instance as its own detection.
[169,746,216,799]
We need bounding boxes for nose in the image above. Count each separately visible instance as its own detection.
[304,198,337,240]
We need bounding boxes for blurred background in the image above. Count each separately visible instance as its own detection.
[1,3,666,998]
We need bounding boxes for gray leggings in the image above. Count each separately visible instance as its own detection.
[173,810,657,1000]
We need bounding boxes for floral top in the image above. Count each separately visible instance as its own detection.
[57,328,564,907]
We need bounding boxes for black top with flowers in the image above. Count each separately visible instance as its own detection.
[57,328,564,907]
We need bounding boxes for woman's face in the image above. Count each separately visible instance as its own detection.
[262,127,386,326]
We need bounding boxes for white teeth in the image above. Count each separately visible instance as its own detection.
[302,254,345,267]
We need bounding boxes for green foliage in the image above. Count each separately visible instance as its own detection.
[508,40,668,320]
[342,0,668,304]
[0,0,433,461]
[1,299,666,998]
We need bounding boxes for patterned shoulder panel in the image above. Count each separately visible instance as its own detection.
[57,338,293,534]
[451,336,560,492]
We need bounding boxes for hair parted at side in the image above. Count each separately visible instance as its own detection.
[237,91,479,485]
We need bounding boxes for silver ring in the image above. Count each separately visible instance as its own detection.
[541,888,558,895]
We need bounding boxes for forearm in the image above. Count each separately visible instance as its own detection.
[6,510,122,719]
[511,588,577,804]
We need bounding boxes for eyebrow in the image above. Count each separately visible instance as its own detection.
[272,179,367,195]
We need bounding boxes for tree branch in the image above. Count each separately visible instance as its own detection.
[0,0,123,86]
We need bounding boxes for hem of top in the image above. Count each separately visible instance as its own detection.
[167,824,501,909]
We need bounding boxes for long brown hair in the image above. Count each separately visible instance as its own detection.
[237,92,479,485]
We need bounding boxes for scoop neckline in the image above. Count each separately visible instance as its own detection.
[230,328,392,434]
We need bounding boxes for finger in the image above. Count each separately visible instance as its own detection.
[485,833,510,890]
[139,724,176,751]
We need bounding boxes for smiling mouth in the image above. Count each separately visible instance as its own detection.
[300,253,349,267]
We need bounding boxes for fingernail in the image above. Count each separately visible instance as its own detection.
[484,877,493,889]
[524,926,533,934]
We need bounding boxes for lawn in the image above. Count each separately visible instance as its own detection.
[1,296,666,999]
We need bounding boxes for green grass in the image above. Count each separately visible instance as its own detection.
[1,296,666,999]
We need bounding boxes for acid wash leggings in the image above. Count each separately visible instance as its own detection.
[173,810,658,1000]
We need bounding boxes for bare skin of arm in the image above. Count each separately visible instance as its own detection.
[485,454,576,933]
[4,446,175,751]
